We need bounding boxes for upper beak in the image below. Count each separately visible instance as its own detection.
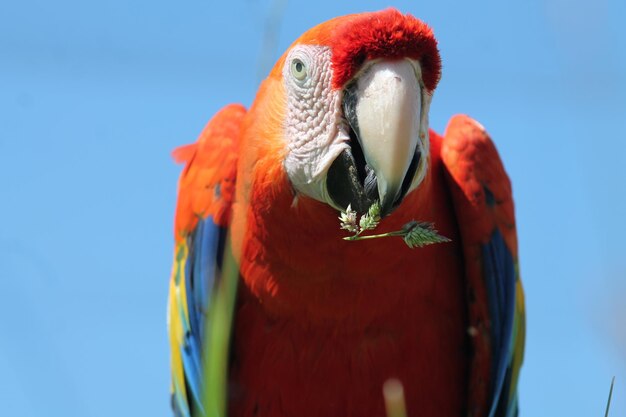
[347,59,422,214]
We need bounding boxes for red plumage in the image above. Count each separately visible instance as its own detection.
[170,9,523,417]
[228,131,469,417]
[330,9,442,92]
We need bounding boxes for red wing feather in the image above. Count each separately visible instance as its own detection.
[442,115,523,417]
[169,103,246,417]
[174,104,247,238]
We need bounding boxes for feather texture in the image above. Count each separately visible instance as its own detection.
[168,11,524,417]
[168,105,246,417]
[441,114,525,417]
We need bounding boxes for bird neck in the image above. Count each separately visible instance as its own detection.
[229,144,452,323]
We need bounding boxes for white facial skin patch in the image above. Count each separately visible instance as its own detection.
[282,47,432,212]
[283,45,350,205]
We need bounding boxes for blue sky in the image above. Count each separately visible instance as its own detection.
[1,0,625,416]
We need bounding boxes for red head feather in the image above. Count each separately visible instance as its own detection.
[329,9,441,92]
[276,9,442,93]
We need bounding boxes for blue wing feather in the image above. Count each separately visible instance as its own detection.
[170,103,245,417]
[172,379,192,417]
[192,219,221,340]
[483,228,516,417]
[170,216,227,417]
[441,115,524,417]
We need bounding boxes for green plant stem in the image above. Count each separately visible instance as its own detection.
[343,230,405,241]
[202,233,240,417]
[604,376,615,417]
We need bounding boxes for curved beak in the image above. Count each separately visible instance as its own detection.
[345,59,422,214]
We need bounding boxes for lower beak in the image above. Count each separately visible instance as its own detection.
[347,59,422,214]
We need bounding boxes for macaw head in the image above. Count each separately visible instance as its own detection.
[272,8,441,216]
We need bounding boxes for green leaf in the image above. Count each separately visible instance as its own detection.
[402,221,451,248]
[338,201,450,249]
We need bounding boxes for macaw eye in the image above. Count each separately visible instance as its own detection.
[291,58,308,81]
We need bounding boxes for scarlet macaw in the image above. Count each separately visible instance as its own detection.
[168,8,524,417]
